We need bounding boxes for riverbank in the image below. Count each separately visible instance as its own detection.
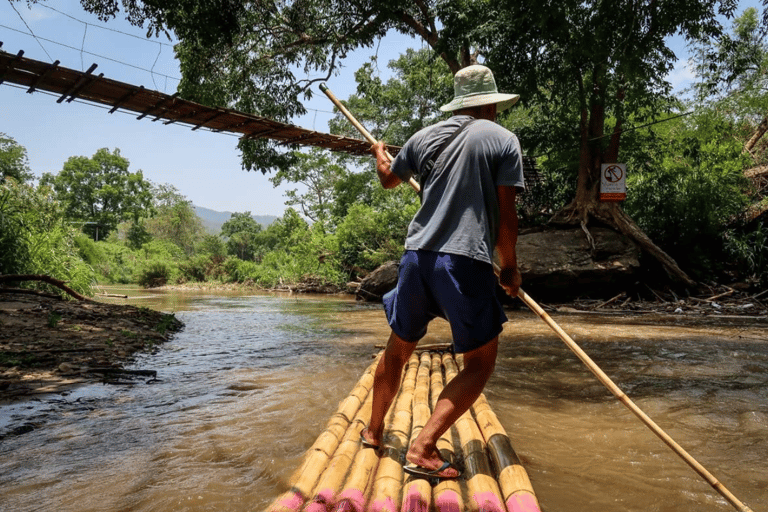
[0,293,183,402]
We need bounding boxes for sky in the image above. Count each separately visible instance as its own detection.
[0,1,760,216]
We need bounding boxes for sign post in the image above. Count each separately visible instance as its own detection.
[600,163,626,202]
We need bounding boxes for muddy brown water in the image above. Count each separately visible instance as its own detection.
[0,287,766,512]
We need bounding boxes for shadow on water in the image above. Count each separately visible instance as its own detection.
[1,289,766,512]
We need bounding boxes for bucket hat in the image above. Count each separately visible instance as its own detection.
[440,65,519,113]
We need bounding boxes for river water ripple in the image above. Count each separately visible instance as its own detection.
[0,288,765,512]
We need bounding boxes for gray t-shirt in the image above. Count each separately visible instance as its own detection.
[390,115,524,264]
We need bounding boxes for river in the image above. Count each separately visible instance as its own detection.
[0,287,766,512]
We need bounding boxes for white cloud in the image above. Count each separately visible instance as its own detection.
[667,58,697,94]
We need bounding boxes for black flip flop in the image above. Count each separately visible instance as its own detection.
[403,460,462,480]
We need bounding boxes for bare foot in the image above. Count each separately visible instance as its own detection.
[360,427,381,449]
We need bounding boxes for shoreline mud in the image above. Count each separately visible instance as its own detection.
[0,293,182,403]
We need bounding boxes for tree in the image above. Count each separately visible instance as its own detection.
[30,0,740,285]
[0,133,34,184]
[220,211,263,260]
[144,183,204,256]
[691,7,768,158]
[477,0,739,286]
[40,148,152,240]
[269,148,347,228]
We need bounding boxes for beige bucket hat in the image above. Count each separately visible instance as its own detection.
[440,64,519,113]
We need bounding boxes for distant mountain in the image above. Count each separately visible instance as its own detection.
[194,205,278,234]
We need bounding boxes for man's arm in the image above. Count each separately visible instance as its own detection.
[495,185,521,297]
[371,141,403,189]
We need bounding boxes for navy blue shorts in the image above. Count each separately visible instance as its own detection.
[382,250,507,353]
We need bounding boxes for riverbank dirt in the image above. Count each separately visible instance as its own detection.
[0,293,182,402]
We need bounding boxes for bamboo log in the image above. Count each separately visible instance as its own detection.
[430,352,464,512]
[366,355,420,512]
[463,359,541,512]
[329,390,382,512]
[266,357,379,512]
[303,389,375,512]
[332,357,397,512]
[444,354,506,512]
[401,352,434,511]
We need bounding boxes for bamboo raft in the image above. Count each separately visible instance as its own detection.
[265,347,541,512]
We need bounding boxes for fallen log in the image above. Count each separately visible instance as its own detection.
[0,274,89,301]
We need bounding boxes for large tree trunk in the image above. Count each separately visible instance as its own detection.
[551,93,697,289]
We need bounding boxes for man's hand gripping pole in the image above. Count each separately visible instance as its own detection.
[319,83,421,193]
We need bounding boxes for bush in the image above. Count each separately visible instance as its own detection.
[624,134,750,277]
[0,180,95,296]
[725,222,768,287]
[137,259,176,288]
[94,241,139,284]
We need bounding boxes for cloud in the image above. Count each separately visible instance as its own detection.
[667,58,697,93]
[26,5,56,22]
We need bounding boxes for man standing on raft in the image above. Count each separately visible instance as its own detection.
[361,64,524,479]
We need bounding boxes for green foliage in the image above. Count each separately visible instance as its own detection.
[0,180,95,296]
[136,259,176,288]
[725,222,768,286]
[144,183,204,256]
[335,188,418,273]
[624,112,751,275]
[74,233,105,267]
[40,148,153,241]
[0,133,33,184]
[220,212,263,260]
[93,241,138,284]
[269,148,345,227]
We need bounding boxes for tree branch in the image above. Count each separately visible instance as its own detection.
[0,275,90,301]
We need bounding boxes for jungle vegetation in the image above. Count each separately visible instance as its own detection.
[2,3,768,295]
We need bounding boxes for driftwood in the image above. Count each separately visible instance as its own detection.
[0,274,89,301]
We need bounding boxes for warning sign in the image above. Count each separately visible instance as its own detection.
[600,163,626,202]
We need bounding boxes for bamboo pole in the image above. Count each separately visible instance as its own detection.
[331,411,382,512]
[516,287,755,512]
[302,388,375,512]
[444,354,507,512]
[366,354,420,512]
[459,357,541,512]
[267,356,379,512]
[401,352,435,511]
[319,83,421,194]
[430,352,465,512]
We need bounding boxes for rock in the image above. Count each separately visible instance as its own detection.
[356,261,399,301]
[57,362,76,374]
[356,227,641,302]
[517,226,641,300]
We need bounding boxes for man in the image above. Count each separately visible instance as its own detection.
[360,64,524,479]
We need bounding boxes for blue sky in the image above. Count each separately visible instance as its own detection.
[0,1,760,216]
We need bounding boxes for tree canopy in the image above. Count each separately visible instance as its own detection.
[40,148,153,240]
[0,133,34,184]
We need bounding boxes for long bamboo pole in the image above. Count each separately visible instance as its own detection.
[400,352,434,511]
[515,287,754,512]
[319,83,421,194]
[267,356,379,512]
[444,353,507,512]
[366,354,420,512]
[429,352,464,512]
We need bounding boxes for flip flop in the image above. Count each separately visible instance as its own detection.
[360,428,380,450]
[403,460,462,480]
